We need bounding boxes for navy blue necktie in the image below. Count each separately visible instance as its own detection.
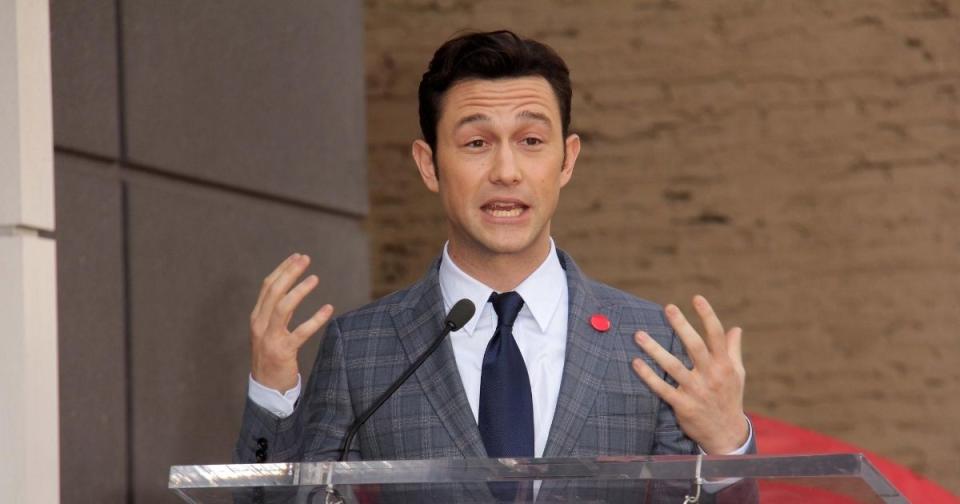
[479,292,534,502]
[479,291,534,458]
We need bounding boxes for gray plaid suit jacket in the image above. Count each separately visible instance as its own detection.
[236,249,755,500]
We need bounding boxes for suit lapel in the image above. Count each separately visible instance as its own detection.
[542,250,619,458]
[385,251,619,460]
[390,260,487,458]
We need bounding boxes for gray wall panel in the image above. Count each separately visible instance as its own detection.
[51,0,120,158]
[54,154,127,503]
[122,0,367,214]
[125,177,369,502]
[52,3,369,500]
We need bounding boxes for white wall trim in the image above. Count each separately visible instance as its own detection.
[0,0,59,502]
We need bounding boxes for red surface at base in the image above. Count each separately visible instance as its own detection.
[756,482,867,504]
[750,413,959,503]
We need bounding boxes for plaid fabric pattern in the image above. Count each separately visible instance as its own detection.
[235,249,754,469]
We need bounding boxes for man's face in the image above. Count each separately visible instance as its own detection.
[412,76,580,263]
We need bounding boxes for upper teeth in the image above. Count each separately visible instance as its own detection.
[490,208,522,217]
[487,204,523,217]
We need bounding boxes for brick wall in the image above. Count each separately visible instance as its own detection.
[365,0,960,492]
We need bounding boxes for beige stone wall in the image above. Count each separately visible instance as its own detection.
[365,0,960,493]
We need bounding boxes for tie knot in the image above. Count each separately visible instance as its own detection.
[489,291,524,329]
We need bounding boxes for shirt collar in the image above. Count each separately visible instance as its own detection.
[439,239,566,335]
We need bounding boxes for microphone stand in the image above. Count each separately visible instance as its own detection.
[338,317,460,461]
[324,299,474,504]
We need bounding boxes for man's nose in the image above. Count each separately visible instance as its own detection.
[489,144,522,185]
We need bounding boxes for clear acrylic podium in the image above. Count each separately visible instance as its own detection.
[169,453,908,503]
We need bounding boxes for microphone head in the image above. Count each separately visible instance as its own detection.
[445,299,476,331]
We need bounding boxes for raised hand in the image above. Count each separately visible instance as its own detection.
[632,295,748,454]
[250,253,334,392]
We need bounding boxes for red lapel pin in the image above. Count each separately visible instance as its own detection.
[590,313,611,332]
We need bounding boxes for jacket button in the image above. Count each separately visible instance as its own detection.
[257,438,268,449]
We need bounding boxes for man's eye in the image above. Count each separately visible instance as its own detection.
[466,139,485,148]
[522,137,543,146]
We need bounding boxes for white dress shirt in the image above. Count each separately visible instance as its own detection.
[440,239,568,458]
[248,239,752,462]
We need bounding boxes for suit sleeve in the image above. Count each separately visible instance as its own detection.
[234,318,358,463]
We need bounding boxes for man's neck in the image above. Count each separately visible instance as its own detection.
[446,239,552,293]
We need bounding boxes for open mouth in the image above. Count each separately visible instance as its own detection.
[481,200,529,218]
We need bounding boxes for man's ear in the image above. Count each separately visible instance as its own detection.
[412,139,440,193]
[560,133,581,188]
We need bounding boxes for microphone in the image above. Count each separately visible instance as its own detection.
[338,299,476,461]
[444,298,476,332]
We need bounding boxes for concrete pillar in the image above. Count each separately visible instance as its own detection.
[0,0,59,502]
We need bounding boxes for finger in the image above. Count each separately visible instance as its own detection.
[260,254,311,323]
[692,295,727,354]
[664,304,714,365]
[272,274,319,327]
[291,304,335,347]
[658,308,711,367]
[726,326,744,367]
[252,253,300,320]
[635,331,693,385]
[632,358,684,407]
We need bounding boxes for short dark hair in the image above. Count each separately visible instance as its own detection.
[418,30,572,152]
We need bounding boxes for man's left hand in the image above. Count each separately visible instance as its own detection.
[631,295,749,454]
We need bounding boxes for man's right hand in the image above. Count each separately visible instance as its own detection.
[250,253,334,392]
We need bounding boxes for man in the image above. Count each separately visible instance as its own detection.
[236,30,753,500]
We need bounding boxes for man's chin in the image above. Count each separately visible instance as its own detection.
[471,235,548,258]
[448,224,550,260]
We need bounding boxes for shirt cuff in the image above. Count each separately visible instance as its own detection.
[248,373,301,418]
[698,415,754,492]
[697,414,754,456]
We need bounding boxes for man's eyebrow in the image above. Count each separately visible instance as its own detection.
[517,110,553,126]
[454,113,490,130]
[454,110,553,131]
